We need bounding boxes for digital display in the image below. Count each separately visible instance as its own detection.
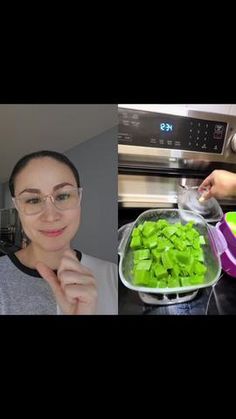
[118,108,227,154]
[160,122,173,132]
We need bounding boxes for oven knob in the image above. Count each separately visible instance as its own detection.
[231,133,236,152]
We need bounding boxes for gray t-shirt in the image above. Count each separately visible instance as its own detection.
[0,251,118,315]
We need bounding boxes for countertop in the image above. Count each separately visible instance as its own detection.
[119,271,236,315]
[118,205,236,315]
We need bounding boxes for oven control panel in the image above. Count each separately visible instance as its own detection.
[118,108,228,154]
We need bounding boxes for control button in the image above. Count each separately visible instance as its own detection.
[131,121,140,127]
[231,133,236,152]
[119,135,132,143]
[213,124,224,139]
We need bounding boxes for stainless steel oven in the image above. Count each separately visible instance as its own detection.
[118,107,236,314]
[118,108,236,210]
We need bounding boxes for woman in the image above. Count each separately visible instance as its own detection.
[0,150,118,315]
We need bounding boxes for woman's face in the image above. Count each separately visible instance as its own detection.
[14,157,81,252]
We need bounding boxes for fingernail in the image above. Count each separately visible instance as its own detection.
[199,190,209,202]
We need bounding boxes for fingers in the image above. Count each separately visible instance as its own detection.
[58,270,96,289]
[36,249,98,315]
[199,189,212,202]
[58,258,92,277]
[198,173,213,192]
[36,261,66,306]
[57,249,94,277]
[63,284,97,314]
[198,171,217,201]
[36,262,61,294]
[64,284,97,301]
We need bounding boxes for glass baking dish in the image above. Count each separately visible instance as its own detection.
[118,209,222,295]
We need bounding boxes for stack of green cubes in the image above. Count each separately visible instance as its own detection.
[130,219,207,288]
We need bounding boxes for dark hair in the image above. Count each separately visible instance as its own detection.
[9,150,80,197]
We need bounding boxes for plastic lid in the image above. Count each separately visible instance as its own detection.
[177,186,223,223]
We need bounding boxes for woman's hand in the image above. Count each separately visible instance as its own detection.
[36,249,97,314]
[198,170,236,200]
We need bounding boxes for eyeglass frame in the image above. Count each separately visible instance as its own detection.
[12,186,83,215]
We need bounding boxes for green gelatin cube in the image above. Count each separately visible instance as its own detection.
[145,235,158,249]
[225,212,236,236]
[180,277,192,287]
[167,277,180,288]
[185,221,195,229]
[156,220,169,230]
[171,264,180,277]
[192,261,207,275]
[199,235,206,245]
[176,251,191,265]
[162,226,178,239]
[157,279,167,288]
[171,237,186,251]
[130,236,142,249]
[138,223,144,232]
[151,248,162,262]
[192,249,204,262]
[161,251,173,270]
[135,259,152,271]
[154,264,168,280]
[132,227,141,237]
[190,275,204,285]
[147,277,158,287]
[142,221,156,238]
[133,249,151,261]
[157,238,172,251]
[133,270,151,285]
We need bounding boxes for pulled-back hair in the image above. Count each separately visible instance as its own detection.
[9,150,80,197]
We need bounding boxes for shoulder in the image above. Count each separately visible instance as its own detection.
[0,255,19,283]
[81,253,117,276]
[0,255,13,269]
[80,253,118,315]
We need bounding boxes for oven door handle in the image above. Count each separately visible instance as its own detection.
[118,166,210,178]
[118,222,133,256]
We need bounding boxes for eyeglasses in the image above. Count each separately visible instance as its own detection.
[13,187,83,215]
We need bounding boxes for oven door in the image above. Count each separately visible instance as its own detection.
[118,167,236,314]
[118,165,236,211]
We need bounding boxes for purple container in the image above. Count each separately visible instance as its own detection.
[221,249,236,277]
[218,213,236,258]
[211,218,236,278]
